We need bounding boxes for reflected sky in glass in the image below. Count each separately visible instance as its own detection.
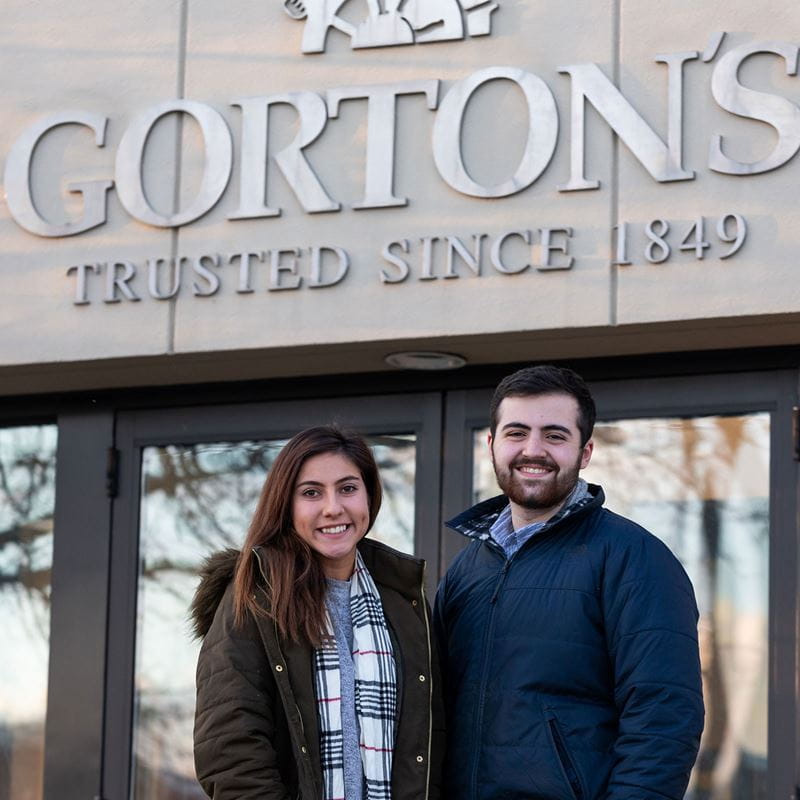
[473,413,770,800]
[132,433,416,799]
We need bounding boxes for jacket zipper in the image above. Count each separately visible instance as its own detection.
[461,516,592,799]
[420,565,433,800]
[490,558,510,603]
[251,550,294,715]
[251,549,293,707]
[252,549,311,797]
[470,545,509,798]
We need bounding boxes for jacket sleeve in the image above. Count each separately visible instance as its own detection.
[601,526,705,800]
[194,587,292,800]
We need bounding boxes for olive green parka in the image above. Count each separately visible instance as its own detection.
[191,538,444,800]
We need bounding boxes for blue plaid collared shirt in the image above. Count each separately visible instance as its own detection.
[488,479,591,558]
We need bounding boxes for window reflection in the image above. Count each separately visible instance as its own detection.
[472,414,770,800]
[0,425,57,800]
[132,434,416,799]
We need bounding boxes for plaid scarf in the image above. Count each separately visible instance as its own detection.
[314,551,397,800]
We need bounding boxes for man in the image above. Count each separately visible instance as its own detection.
[434,365,704,800]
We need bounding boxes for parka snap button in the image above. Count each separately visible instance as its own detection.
[412,599,418,607]
[416,755,424,763]
[275,665,284,672]
[418,674,426,682]
[301,746,308,754]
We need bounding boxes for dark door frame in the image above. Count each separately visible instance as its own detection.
[101,392,443,800]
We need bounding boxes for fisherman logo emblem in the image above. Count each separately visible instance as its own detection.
[283,0,499,53]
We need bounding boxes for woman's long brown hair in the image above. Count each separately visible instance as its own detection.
[232,425,382,646]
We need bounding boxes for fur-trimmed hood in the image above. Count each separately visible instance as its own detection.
[189,539,427,641]
[190,547,240,639]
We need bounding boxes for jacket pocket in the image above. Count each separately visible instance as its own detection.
[545,714,584,800]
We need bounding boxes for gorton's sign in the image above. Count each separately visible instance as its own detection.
[4,33,799,241]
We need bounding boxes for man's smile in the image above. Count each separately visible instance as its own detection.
[513,459,557,477]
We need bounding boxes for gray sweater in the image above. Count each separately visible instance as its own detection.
[325,577,363,800]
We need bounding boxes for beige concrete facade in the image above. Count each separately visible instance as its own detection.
[0,0,798,393]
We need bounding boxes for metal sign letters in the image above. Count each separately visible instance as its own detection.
[4,36,799,241]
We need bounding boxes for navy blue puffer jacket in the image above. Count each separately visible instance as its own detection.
[434,485,704,800]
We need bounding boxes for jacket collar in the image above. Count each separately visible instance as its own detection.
[446,482,605,542]
[357,537,426,600]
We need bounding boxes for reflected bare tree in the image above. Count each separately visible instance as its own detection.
[593,416,768,800]
[0,425,57,800]
[0,426,56,641]
[689,416,768,800]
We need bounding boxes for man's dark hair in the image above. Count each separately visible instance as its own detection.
[489,365,596,445]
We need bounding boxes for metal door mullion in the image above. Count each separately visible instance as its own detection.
[43,411,114,800]
[102,414,146,800]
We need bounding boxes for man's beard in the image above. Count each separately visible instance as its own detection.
[492,453,582,513]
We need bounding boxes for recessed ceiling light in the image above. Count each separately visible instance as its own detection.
[384,351,467,371]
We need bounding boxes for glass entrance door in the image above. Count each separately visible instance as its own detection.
[443,371,797,800]
[97,372,798,800]
[102,393,442,800]
[134,434,417,798]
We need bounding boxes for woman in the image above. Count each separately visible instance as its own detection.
[192,425,444,800]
